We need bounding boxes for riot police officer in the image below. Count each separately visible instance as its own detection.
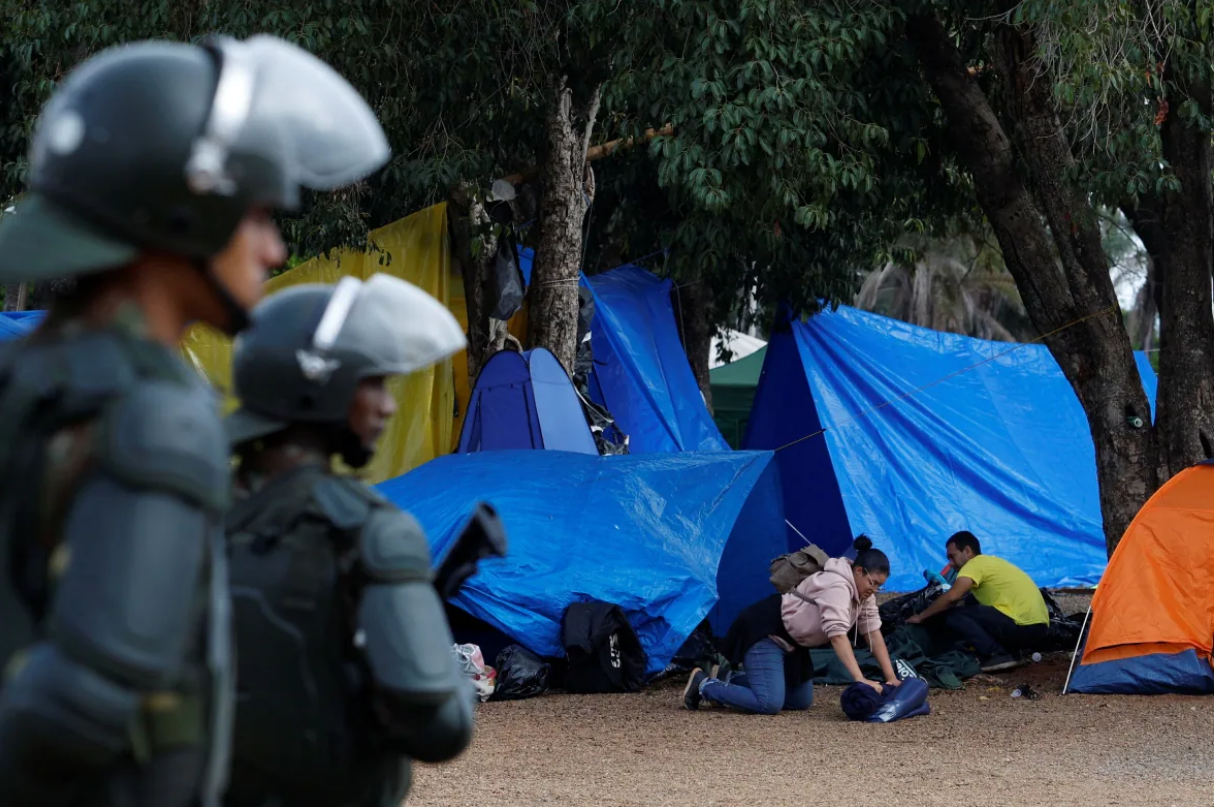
[221,273,475,807]
[0,35,389,807]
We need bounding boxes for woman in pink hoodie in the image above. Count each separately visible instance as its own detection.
[683,536,901,715]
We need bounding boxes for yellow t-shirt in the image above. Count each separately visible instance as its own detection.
[957,555,1049,626]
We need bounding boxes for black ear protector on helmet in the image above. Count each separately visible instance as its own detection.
[183,35,261,336]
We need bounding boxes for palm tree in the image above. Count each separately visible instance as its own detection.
[854,230,1036,342]
[856,210,1157,358]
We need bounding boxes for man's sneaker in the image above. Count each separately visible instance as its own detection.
[683,668,708,710]
[981,653,1025,673]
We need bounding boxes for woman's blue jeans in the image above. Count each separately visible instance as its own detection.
[700,638,813,715]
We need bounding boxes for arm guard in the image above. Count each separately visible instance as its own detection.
[357,507,474,762]
[0,381,229,793]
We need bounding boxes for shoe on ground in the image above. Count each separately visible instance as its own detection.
[980,653,1025,673]
[683,668,708,710]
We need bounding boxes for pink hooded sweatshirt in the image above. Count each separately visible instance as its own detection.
[773,557,882,650]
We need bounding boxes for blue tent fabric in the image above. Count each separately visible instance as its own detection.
[456,348,597,455]
[582,266,729,454]
[744,305,1159,592]
[518,249,728,454]
[1068,648,1214,695]
[375,449,786,675]
[0,310,45,340]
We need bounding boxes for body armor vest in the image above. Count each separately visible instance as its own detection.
[224,464,410,807]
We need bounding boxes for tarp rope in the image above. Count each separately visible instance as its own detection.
[771,303,1120,453]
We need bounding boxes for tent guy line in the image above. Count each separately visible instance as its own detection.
[769,303,1120,454]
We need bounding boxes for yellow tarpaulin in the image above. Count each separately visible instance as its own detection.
[181,202,458,485]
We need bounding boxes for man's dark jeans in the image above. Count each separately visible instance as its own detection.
[935,604,1048,660]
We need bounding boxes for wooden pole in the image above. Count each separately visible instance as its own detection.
[15,282,27,311]
[500,124,673,185]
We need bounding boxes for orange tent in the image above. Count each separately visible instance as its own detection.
[1067,461,1214,694]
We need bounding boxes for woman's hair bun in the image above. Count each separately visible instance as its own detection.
[853,534,873,553]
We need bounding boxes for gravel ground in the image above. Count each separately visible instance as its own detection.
[410,592,1213,807]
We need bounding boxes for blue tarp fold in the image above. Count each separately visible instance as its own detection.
[376,449,785,675]
[745,305,1159,592]
[518,249,728,454]
[0,311,44,340]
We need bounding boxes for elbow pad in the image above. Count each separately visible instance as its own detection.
[358,508,463,705]
[379,681,475,763]
[0,643,139,804]
[50,380,226,688]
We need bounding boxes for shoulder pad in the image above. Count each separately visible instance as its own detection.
[312,475,388,531]
[98,380,230,513]
[359,506,434,584]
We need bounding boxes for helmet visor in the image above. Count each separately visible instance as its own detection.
[227,35,391,193]
[309,273,466,377]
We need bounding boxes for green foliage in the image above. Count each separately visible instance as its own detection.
[3,0,1197,344]
[586,0,978,328]
[0,1,615,262]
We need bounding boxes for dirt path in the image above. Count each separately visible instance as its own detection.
[409,654,1211,807]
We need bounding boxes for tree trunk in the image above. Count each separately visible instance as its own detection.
[907,14,1158,555]
[1152,73,1214,476]
[528,76,601,374]
[448,184,497,390]
[672,280,714,414]
[1123,198,1162,354]
[2,282,25,312]
[1131,257,1158,354]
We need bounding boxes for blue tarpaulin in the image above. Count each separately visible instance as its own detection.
[0,311,44,340]
[456,347,598,454]
[518,249,729,454]
[744,305,1159,592]
[376,449,787,675]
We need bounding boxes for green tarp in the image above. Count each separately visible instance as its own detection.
[709,346,766,449]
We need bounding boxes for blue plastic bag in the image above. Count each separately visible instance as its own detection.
[865,678,931,723]
[841,678,931,723]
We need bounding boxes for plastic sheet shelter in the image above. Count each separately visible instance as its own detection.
[181,202,458,484]
[456,347,597,454]
[1068,462,1214,695]
[709,345,767,449]
[518,249,729,454]
[743,305,1159,592]
[0,311,44,341]
[376,450,788,675]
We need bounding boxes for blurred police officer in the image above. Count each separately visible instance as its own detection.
[0,34,390,807]
[223,274,475,807]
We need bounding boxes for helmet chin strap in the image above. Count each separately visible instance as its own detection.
[336,428,373,470]
[195,258,251,336]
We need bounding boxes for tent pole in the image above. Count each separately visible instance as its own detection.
[1061,597,1094,695]
[785,519,812,546]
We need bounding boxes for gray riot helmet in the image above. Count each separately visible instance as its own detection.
[0,33,390,334]
[227,273,466,466]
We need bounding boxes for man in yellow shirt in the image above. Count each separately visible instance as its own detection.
[907,531,1050,672]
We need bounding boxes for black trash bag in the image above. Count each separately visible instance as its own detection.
[662,619,717,676]
[488,236,525,320]
[561,600,647,693]
[573,367,630,456]
[492,644,552,700]
[878,582,945,627]
[573,287,596,379]
[1037,589,1084,652]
